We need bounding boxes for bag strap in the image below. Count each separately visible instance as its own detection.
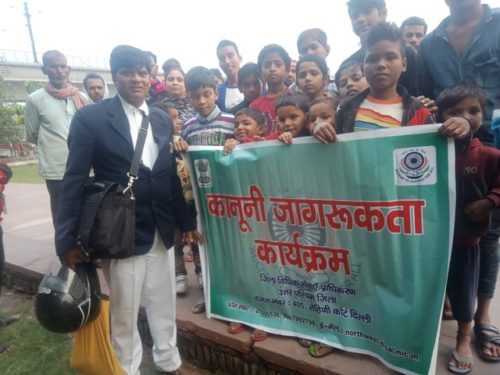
[124,112,150,194]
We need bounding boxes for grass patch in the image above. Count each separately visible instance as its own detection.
[0,291,213,375]
[0,291,76,375]
[9,164,44,184]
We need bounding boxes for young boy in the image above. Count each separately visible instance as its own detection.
[215,40,244,112]
[175,66,234,313]
[296,28,337,97]
[285,59,298,87]
[152,102,196,295]
[295,54,331,102]
[152,101,182,136]
[224,108,265,152]
[436,81,500,374]
[313,22,470,142]
[307,96,339,135]
[275,92,310,144]
[144,51,167,105]
[341,0,418,96]
[209,68,225,86]
[228,63,264,115]
[250,44,291,136]
[181,66,235,147]
[400,16,427,49]
[339,22,435,133]
[334,61,369,100]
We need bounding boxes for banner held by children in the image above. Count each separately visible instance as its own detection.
[187,125,455,375]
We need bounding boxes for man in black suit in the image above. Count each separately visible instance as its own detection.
[55,45,198,375]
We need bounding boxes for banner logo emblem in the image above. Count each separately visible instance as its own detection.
[394,146,437,186]
[194,159,212,187]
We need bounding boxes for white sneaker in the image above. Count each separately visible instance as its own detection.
[197,273,204,289]
[176,275,188,294]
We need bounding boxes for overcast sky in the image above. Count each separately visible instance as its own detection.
[1,0,500,76]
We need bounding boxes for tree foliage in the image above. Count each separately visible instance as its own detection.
[0,76,25,146]
[24,80,44,94]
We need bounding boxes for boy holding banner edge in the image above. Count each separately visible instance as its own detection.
[437,82,500,374]
[312,22,470,141]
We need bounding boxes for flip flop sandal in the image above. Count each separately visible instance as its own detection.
[474,323,500,344]
[297,338,313,348]
[250,329,269,342]
[308,342,335,358]
[474,323,500,362]
[228,322,245,334]
[477,338,500,362]
[447,349,473,374]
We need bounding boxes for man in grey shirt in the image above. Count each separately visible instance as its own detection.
[25,50,88,226]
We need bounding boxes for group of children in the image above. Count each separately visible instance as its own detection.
[153,18,499,374]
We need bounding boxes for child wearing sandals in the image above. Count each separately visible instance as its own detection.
[153,102,198,295]
[295,95,339,358]
[436,82,500,374]
[223,94,311,341]
[223,108,269,341]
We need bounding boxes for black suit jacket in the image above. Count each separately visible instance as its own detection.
[55,96,195,257]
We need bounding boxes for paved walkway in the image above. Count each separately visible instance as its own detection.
[3,183,500,374]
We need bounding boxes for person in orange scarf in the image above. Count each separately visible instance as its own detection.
[25,50,88,226]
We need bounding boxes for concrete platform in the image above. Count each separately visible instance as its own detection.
[3,183,500,374]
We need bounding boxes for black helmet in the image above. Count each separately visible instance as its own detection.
[35,263,101,333]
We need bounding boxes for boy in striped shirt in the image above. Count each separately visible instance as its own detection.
[180,66,234,146]
[313,22,470,142]
[174,66,234,314]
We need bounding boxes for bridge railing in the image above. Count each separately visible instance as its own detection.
[0,49,108,69]
[0,50,33,64]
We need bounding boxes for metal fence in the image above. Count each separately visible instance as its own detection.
[0,49,108,69]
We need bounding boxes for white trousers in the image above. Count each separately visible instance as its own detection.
[102,232,180,375]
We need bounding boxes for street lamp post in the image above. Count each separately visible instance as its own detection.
[23,1,38,63]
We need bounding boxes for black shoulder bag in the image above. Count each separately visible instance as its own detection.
[76,113,149,259]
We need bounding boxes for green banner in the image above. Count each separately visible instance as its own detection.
[187,125,455,375]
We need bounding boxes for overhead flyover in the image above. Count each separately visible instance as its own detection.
[0,49,116,102]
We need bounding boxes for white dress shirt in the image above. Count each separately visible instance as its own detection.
[118,96,158,169]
